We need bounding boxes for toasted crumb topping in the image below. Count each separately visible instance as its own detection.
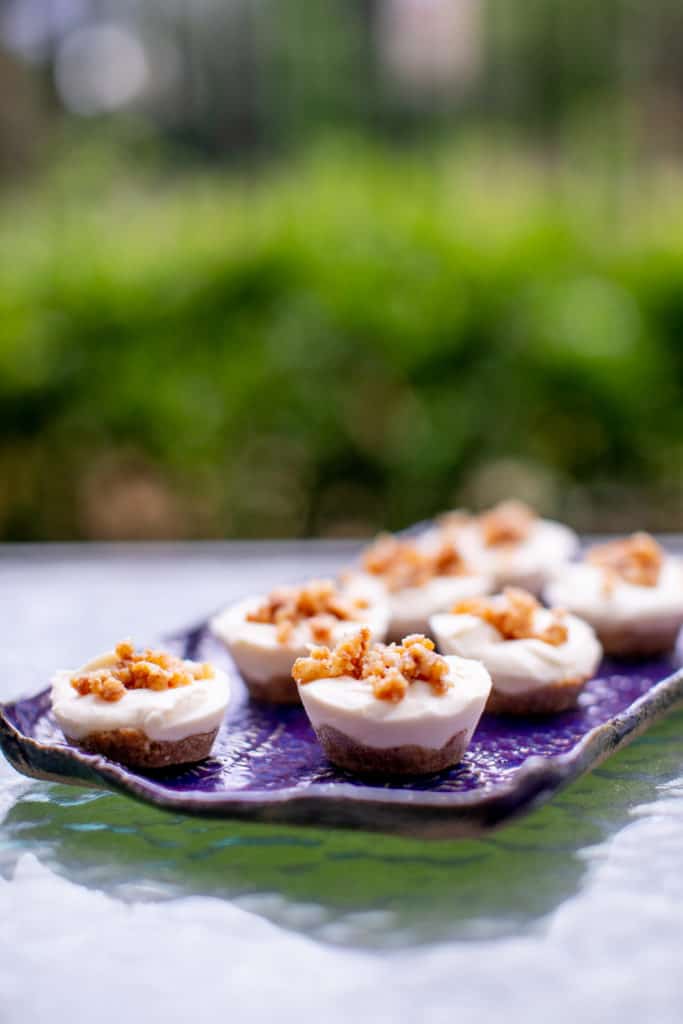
[453,587,568,646]
[436,510,472,533]
[70,640,214,703]
[246,578,368,646]
[587,532,663,589]
[479,500,535,547]
[362,533,468,592]
[292,627,450,702]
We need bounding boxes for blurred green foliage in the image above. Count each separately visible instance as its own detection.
[2,139,683,540]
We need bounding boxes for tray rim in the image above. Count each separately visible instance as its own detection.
[2,664,683,838]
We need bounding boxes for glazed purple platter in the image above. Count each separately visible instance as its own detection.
[2,622,683,838]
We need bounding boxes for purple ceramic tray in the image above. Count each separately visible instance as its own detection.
[2,624,683,838]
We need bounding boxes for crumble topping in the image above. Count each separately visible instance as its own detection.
[587,532,663,589]
[245,579,369,646]
[362,533,468,592]
[70,640,214,703]
[453,587,568,646]
[292,627,450,702]
[436,510,472,533]
[479,500,535,547]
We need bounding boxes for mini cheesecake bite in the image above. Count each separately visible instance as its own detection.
[431,588,602,715]
[51,641,230,768]
[211,577,389,703]
[436,500,578,594]
[292,627,491,775]
[546,532,683,656]
[353,532,492,640]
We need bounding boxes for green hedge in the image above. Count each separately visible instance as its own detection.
[2,142,683,539]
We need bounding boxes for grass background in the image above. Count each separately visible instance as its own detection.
[3,138,683,540]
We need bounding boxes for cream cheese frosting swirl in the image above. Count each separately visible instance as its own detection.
[356,531,493,638]
[51,651,230,742]
[430,608,602,695]
[211,577,389,686]
[297,655,491,750]
[545,560,683,630]
[452,518,578,593]
[354,571,494,640]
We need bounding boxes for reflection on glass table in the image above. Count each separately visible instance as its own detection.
[3,707,683,950]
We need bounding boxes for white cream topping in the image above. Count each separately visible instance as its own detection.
[211,577,390,685]
[297,655,491,750]
[51,655,230,743]
[435,518,578,593]
[545,559,683,628]
[430,608,602,695]
[354,570,493,639]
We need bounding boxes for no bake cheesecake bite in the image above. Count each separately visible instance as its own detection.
[211,576,389,703]
[292,627,491,775]
[51,640,230,768]
[353,532,492,640]
[431,587,602,714]
[435,500,578,594]
[545,532,683,656]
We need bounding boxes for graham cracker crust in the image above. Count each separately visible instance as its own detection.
[596,622,681,657]
[315,724,468,776]
[241,673,301,704]
[486,676,587,715]
[66,726,219,768]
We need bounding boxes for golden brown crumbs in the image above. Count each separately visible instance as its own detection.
[479,500,535,547]
[453,587,568,646]
[292,627,450,702]
[275,620,295,645]
[436,511,471,533]
[587,532,662,588]
[309,616,334,645]
[361,533,468,591]
[70,640,214,703]
[246,579,365,644]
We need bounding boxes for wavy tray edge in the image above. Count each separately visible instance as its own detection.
[2,666,683,839]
